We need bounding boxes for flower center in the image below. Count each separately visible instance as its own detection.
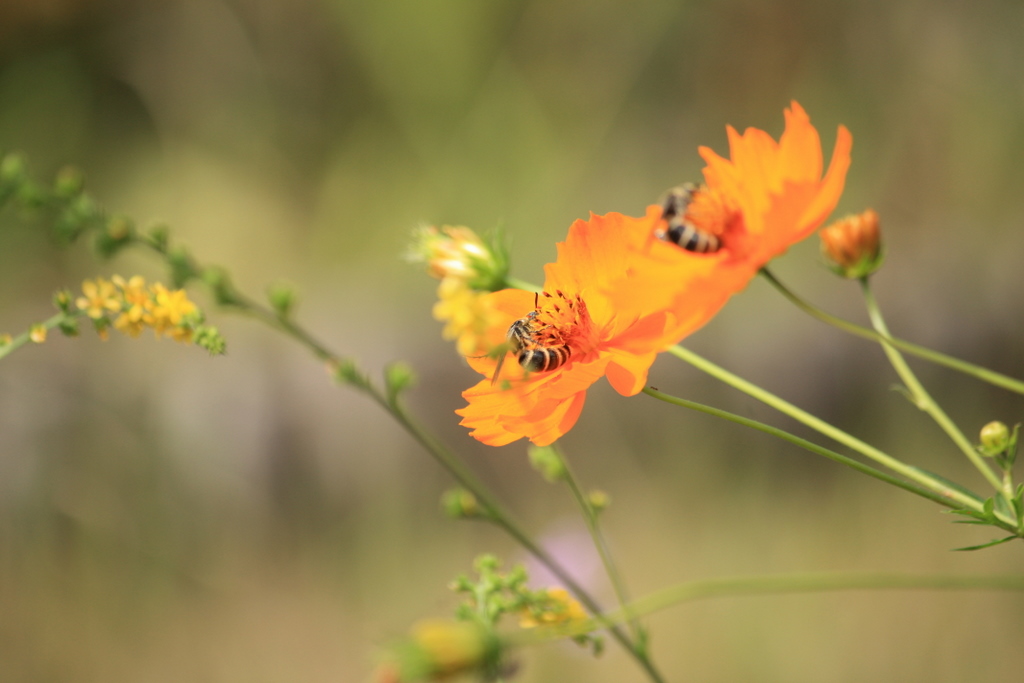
[529,290,597,355]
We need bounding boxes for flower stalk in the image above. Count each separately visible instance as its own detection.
[550,444,646,648]
[667,344,1017,531]
[859,278,1012,510]
[641,387,961,509]
[759,268,1024,396]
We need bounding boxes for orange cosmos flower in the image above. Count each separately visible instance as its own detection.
[457,211,687,447]
[612,101,852,342]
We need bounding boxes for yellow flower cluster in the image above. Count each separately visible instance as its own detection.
[411,226,503,358]
[76,275,200,342]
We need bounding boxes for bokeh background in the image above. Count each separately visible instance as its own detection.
[2,0,1024,681]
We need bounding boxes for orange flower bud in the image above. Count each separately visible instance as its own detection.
[820,209,883,279]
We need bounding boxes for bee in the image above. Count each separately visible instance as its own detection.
[657,183,721,253]
[491,297,572,384]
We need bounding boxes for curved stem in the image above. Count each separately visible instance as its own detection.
[642,387,960,509]
[553,444,645,647]
[759,268,1024,396]
[859,278,1010,504]
[667,345,1017,531]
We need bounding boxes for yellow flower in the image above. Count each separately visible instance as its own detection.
[29,325,47,344]
[146,283,198,339]
[111,275,149,338]
[432,277,502,357]
[76,278,121,319]
[519,587,589,629]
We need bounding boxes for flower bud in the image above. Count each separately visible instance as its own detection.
[441,488,480,519]
[527,444,566,482]
[820,209,883,279]
[53,166,84,198]
[979,421,1011,456]
[0,153,26,185]
[587,489,610,513]
[408,225,508,291]
[267,281,297,318]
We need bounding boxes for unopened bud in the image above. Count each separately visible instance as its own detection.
[441,488,480,519]
[408,225,508,291]
[54,166,84,198]
[820,209,883,279]
[527,444,566,483]
[979,421,1011,456]
[587,489,610,513]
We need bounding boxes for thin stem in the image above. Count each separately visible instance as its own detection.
[503,276,541,293]
[0,310,77,361]
[759,268,1024,396]
[859,278,1010,503]
[667,345,1017,531]
[217,296,666,681]
[642,387,959,509]
[553,444,645,646]
[519,572,1024,643]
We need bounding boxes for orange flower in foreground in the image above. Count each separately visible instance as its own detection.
[457,212,687,447]
[612,101,852,339]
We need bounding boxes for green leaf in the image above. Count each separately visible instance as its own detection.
[953,535,1018,552]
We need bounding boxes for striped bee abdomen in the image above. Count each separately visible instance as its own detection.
[517,344,571,373]
[659,184,721,254]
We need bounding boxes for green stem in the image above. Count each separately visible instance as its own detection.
[553,444,645,647]
[519,572,1024,643]
[667,345,1017,531]
[642,387,960,509]
[503,276,542,293]
[759,268,1024,396]
[217,295,666,681]
[0,310,78,361]
[859,278,1010,505]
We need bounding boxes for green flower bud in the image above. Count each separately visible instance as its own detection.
[527,444,566,482]
[587,489,610,513]
[53,166,84,198]
[979,421,1011,456]
[0,153,27,185]
[441,488,480,519]
[267,281,297,318]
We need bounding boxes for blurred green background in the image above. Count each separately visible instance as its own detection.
[2,0,1024,681]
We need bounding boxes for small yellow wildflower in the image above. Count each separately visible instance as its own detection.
[29,325,47,344]
[147,283,198,339]
[0,334,11,346]
[432,277,501,357]
[519,587,588,629]
[76,278,121,319]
